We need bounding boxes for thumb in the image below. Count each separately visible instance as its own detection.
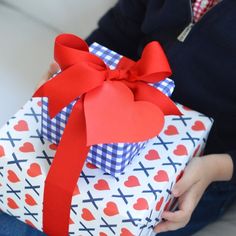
[172,158,202,197]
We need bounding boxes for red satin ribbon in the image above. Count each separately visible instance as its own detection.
[33,34,181,236]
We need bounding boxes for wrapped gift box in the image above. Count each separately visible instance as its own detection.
[41,42,175,176]
[0,97,213,236]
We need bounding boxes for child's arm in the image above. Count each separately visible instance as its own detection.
[154,153,234,233]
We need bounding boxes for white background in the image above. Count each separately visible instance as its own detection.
[0,0,116,126]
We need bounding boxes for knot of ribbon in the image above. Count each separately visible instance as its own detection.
[33,34,180,236]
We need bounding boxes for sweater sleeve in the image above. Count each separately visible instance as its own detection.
[86,0,146,59]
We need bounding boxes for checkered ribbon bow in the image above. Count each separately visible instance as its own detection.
[33,34,180,236]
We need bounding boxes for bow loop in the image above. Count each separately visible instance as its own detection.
[55,33,105,71]
[130,41,172,83]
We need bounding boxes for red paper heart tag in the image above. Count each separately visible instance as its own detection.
[84,81,164,145]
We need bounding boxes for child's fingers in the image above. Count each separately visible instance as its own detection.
[36,62,60,90]
[49,62,60,75]
[161,210,187,223]
[154,197,193,233]
[172,158,202,197]
[154,220,184,233]
[45,62,60,80]
[154,208,192,233]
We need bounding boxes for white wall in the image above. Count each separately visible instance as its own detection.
[0,0,117,126]
[3,0,117,37]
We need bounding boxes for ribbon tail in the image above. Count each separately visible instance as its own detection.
[43,100,89,236]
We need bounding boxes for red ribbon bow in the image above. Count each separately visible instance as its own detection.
[34,34,180,236]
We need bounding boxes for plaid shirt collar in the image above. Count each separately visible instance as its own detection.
[192,0,221,22]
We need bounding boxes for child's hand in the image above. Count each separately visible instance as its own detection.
[36,62,60,89]
[154,154,233,233]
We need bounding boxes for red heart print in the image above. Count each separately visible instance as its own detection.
[7,198,19,209]
[193,144,201,157]
[73,185,80,196]
[99,233,108,236]
[81,208,95,221]
[25,220,36,228]
[37,101,42,107]
[173,145,188,156]
[104,202,119,216]
[0,145,5,158]
[27,163,42,177]
[124,176,140,187]
[94,179,110,190]
[84,81,164,145]
[154,170,169,182]
[14,120,29,131]
[25,194,37,206]
[192,121,206,131]
[19,142,35,153]
[176,170,184,183]
[156,197,164,211]
[120,228,134,236]
[86,162,98,169]
[164,198,172,211]
[182,105,191,111]
[145,150,160,161]
[49,143,57,151]
[164,125,179,135]
[69,218,74,225]
[133,198,149,210]
[7,170,20,183]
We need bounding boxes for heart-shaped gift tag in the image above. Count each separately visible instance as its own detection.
[84,81,164,145]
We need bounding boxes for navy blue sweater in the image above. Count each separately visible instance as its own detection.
[87,0,236,182]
